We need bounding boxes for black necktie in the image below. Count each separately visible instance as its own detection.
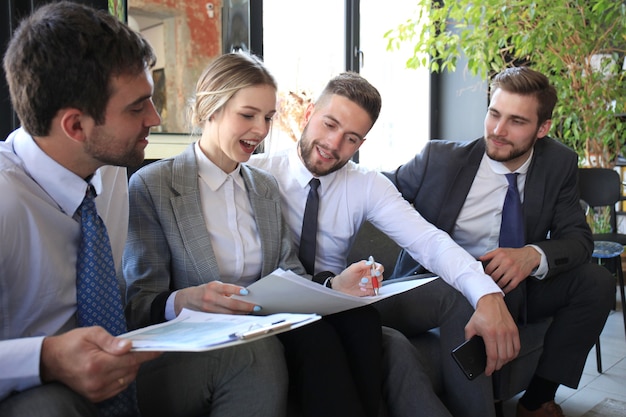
[299,178,320,274]
[499,173,525,248]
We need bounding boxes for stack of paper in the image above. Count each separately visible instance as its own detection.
[232,268,438,315]
[120,270,438,351]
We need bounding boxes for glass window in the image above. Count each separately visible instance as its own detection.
[358,0,429,171]
[262,0,345,155]
[263,0,429,171]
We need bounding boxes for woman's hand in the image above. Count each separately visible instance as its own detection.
[331,259,383,296]
[174,281,261,315]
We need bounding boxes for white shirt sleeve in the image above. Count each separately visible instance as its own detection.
[367,174,503,308]
[0,337,44,401]
[165,291,179,321]
[527,244,549,279]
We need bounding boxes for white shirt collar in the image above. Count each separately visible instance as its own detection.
[485,147,534,176]
[195,141,244,191]
[288,143,341,192]
[12,127,102,217]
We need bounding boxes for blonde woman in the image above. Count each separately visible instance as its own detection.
[123,53,384,417]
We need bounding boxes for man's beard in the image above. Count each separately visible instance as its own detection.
[85,129,146,168]
[485,134,535,163]
[298,131,348,177]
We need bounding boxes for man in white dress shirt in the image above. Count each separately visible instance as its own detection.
[250,72,519,417]
[1,3,288,417]
[0,3,161,415]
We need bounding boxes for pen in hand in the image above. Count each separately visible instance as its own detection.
[368,255,380,296]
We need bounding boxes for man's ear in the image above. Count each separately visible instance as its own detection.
[537,119,552,139]
[59,109,90,143]
[303,103,315,124]
[354,136,366,152]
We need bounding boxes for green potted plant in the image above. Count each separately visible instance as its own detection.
[385,0,626,168]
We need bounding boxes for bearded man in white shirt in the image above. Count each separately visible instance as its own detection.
[250,72,519,417]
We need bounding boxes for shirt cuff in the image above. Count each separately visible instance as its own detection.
[527,244,548,279]
[454,261,504,309]
[0,336,45,401]
[165,290,180,321]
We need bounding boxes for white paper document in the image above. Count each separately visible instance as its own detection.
[232,268,439,315]
[120,308,320,352]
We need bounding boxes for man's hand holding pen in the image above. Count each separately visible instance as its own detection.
[330,258,384,296]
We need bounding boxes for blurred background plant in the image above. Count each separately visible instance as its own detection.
[275,90,313,142]
[385,0,626,167]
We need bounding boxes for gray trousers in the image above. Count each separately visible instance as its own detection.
[137,336,288,417]
[377,278,496,417]
[0,383,98,417]
[0,336,287,417]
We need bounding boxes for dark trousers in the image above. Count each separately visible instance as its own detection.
[278,305,383,417]
[526,263,614,388]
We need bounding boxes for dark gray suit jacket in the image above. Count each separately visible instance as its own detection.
[385,137,593,296]
[123,144,306,330]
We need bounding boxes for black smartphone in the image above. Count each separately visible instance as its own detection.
[451,336,487,380]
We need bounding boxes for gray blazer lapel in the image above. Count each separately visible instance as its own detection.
[171,145,221,282]
[241,165,282,277]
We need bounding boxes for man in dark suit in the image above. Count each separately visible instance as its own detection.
[386,67,615,417]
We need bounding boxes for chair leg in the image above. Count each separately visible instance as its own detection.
[616,256,626,340]
[595,336,603,374]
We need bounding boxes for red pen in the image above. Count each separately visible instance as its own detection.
[369,255,380,296]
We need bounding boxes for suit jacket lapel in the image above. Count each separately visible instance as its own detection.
[170,145,221,283]
[437,140,485,233]
[241,165,282,277]
[523,141,547,241]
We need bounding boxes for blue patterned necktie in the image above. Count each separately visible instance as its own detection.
[76,184,139,417]
[299,178,321,275]
[499,173,525,248]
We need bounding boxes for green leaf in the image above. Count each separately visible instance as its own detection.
[385,0,626,167]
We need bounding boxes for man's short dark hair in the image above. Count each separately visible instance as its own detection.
[317,72,382,127]
[3,1,156,136]
[491,67,557,126]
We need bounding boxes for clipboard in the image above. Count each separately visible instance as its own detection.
[232,319,292,340]
[121,309,320,351]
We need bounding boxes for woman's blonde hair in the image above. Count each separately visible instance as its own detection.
[190,52,277,130]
